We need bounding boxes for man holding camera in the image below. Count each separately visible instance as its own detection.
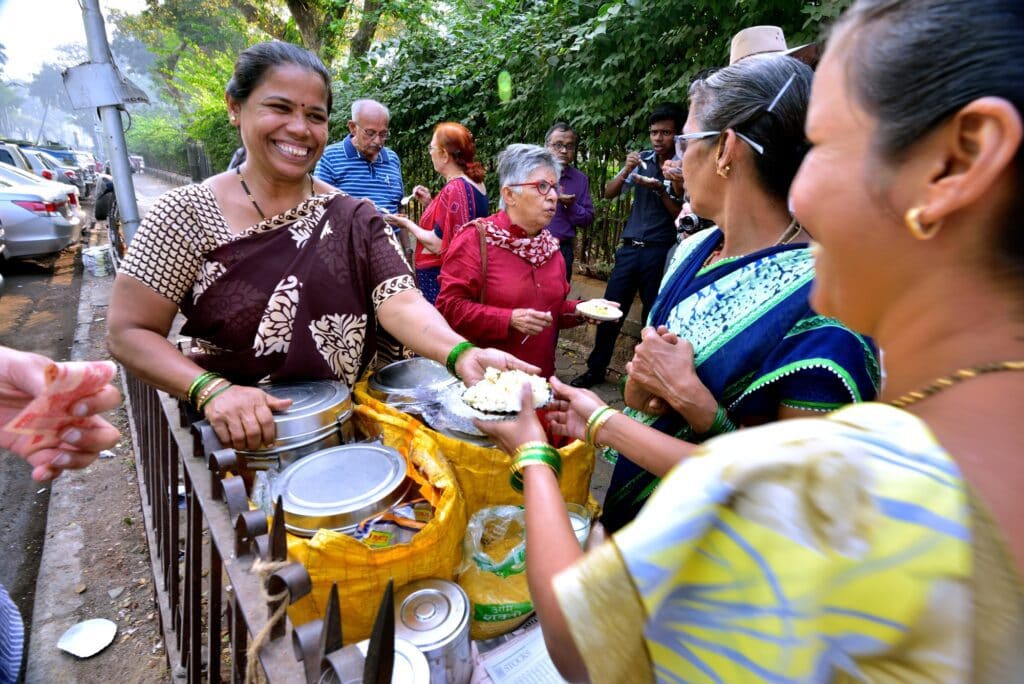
[571,103,684,389]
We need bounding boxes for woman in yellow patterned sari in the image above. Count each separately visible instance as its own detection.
[478,0,1024,680]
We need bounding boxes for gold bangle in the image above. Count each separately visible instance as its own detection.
[588,407,619,447]
[195,377,229,409]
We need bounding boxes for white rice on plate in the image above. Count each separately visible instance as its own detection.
[461,368,551,414]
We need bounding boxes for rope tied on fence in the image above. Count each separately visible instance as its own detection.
[244,558,291,684]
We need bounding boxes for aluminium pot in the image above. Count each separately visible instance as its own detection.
[235,380,353,470]
[271,443,408,537]
[367,358,459,411]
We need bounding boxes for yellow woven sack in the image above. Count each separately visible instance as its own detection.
[286,403,467,642]
[353,381,596,515]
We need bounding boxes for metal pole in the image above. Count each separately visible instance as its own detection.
[79,0,142,245]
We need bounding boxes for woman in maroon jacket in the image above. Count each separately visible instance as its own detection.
[437,144,609,377]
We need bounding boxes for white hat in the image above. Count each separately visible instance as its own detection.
[729,26,820,67]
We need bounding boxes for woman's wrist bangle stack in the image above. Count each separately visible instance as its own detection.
[585,406,618,447]
[509,441,562,493]
[188,371,231,411]
[446,341,477,380]
[702,406,737,437]
[197,378,233,411]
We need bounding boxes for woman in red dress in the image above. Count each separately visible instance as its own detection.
[384,122,488,304]
[437,144,609,377]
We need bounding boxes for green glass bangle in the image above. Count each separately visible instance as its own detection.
[446,341,476,379]
[704,406,737,436]
[509,458,560,493]
[511,452,562,477]
[187,371,219,404]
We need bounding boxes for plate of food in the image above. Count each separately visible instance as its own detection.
[576,299,623,322]
[460,368,552,417]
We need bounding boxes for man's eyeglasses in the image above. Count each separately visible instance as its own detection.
[674,130,764,158]
[548,142,576,152]
[507,180,560,196]
[355,123,390,141]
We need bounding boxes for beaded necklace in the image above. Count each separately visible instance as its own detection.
[889,360,1024,408]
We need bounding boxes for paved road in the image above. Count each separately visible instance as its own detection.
[0,217,88,653]
[0,172,173,666]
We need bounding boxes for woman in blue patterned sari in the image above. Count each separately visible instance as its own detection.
[600,54,878,532]
[476,1,1024,679]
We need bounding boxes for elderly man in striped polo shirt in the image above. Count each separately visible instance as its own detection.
[315,98,406,215]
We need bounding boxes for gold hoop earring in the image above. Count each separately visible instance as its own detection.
[717,165,731,179]
[904,206,940,240]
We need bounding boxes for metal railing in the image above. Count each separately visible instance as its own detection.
[124,370,395,682]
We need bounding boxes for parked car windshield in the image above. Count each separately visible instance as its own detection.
[0,161,46,184]
[36,151,67,171]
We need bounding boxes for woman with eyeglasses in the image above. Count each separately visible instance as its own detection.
[474,1,1024,679]
[436,144,611,378]
[588,53,879,532]
[383,122,489,304]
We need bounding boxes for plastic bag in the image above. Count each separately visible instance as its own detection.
[354,380,597,517]
[457,506,533,640]
[286,403,467,643]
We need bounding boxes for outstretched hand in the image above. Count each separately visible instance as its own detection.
[473,383,548,454]
[0,347,122,481]
[456,347,541,386]
[546,376,605,443]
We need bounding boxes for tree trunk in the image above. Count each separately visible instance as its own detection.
[34,101,50,144]
[230,0,290,40]
[349,0,383,59]
[286,0,336,55]
[159,43,190,120]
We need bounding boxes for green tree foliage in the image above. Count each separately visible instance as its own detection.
[124,110,189,174]
[332,0,852,269]
[115,0,852,268]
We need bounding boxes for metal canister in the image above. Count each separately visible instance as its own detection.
[272,443,408,538]
[330,636,431,683]
[394,579,472,684]
[234,380,353,470]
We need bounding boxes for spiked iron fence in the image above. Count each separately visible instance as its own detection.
[123,370,395,682]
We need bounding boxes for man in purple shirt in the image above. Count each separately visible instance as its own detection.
[544,123,595,281]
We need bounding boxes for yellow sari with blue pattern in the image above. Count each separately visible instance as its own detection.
[553,403,1023,683]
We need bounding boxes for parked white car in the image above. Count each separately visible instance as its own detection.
[0,161,84,224]
[0,174,82,260]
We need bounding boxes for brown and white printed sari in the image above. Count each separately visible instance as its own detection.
[120,184,416,386]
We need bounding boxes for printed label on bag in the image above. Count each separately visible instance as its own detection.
[363,529,395,548]
[473,601,534,622]
[473,545,526,578]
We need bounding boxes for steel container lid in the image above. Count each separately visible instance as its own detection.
[273,444,407,536]
[394,579,470,652]
[352,637,430,683]
[257,380,352,442]
[235,421,340,458]
[368,358,458,404]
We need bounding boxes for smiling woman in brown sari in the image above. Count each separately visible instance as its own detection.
[107,41,534,451]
